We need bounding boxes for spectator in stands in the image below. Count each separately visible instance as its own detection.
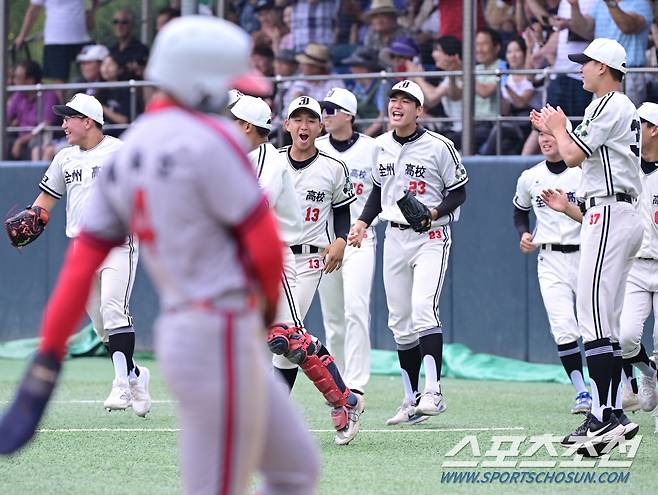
[474,27,505,152]
[337,0,369,44]
[341,48,388,136]
[273,49,299,118]
[6,60,60,160]
[568,0,653,105]
[438,0,486,39]
[409,35,464,148]
[485,0,526,46]
[252,0,289,53]
[542,0,597,119]
[96,54,138,138]
[481,37,538,155]
[109,9,149,80]
[278,4,295,51]
[74,44,109,98]
[155,6,180,33]
[236,0,262,34]
[646,20,658,101]
[289,43,346,102]
[252,43,276,78]
[363,0,411,54]
[14,0,100,84]
[290,0,338,53]
[379,36,421,79]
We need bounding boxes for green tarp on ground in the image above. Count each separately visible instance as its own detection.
[0,326,575,384]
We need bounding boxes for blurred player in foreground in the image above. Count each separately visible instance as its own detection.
[0,16,319,495]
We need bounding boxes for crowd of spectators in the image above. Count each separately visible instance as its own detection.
[6,0,658,159]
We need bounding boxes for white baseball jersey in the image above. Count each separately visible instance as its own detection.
[635,162,658,259]
[40,135,123,238]
[280,147,356,249]
[316,133,379,224]
[248,142,302,246]
[81,108,264,312]
[568,91,642,200]
[372,129,468,225]
[513,161,582,244]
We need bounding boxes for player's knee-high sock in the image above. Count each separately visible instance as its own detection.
[317,344,357,407]
[584,339,614,421]
[419,330,443,394]
[397,343,421,403]
[275,367,298,390]
[108,329,136,382]
[621,362,638,394]
[611,342,623,410]
[627,344,657,377]
[557,341,587,395]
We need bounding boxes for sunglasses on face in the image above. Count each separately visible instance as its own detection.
[112,19,131,25]
[322,107,352,117]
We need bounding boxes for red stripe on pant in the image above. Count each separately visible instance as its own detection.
[220,313,235,495]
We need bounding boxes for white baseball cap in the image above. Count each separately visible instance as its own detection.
[321,87,358,115]
[389,80,424,106]
[638,102,658,126]
[53,93,104,125]
[76,44,110,63]
[230,95,273,130]
[287,96,322,120]
[568,38,627,74]
[227,89,243,109]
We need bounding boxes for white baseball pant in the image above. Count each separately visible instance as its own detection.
[85,238,138,343]
[620,258,658,360]
[577,203,643,343]
[272,249,324,370]
[383,225,451,347]
[156,307,319,495]
[537,249,580,345]
[318,229,375,392]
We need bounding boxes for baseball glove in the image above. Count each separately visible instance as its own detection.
[397,190,432,233]
[5,206,50,248]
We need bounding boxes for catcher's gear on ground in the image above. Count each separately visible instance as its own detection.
[0,351,61,455]
[5,206,50,247]
[397,191,431,232]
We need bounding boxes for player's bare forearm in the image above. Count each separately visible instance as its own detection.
[554,128,586,167]
[562,203,583,223]
[33,191,59,212]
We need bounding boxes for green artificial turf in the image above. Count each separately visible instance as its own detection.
[0,358,655,495]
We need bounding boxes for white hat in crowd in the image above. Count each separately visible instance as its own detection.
[53,93,104,125]
[389,80,425,106]
[76,44,110,63]
[638,102,658,126]
[568,38,627,74]
[287,96,323,121]
[230,95,273,130]
[321,87,358,115]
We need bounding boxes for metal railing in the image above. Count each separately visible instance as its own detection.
[4,66,658,158]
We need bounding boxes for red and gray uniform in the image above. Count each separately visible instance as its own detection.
[71,101,318,495]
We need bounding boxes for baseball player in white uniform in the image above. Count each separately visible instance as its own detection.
[272,95,365,444]
[7,93,151,417]
[349,80,468,425]
[0,17,320,494]
[618,102,658,419]
[513,129,591,415]
[532,38,643,455]
[316,88,378,396]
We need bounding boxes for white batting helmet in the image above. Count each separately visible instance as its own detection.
[146,16,269,112]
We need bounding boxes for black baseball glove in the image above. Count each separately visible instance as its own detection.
[5,206,49,248]
[397,191,432,233]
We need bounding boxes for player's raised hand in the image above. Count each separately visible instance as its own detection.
[0,351,61,455]
[347,220,367,248]
[322,238,346,273]
[541,188,569,212]
[529,109,549,134]
[520,232,537,254]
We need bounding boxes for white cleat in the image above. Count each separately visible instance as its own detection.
[334,394,365,446]
[621,384,641,412]
[104,379,132,411]
[386,399,429,426]
[637,372,658,412]
[130,366,152,418]
[415,391,447,417]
